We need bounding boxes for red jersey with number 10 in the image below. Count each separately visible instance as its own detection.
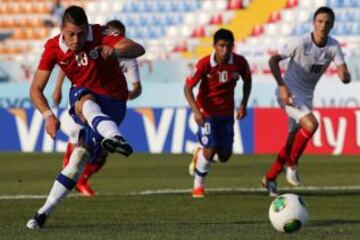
[186,52,251,117]
[38,24,128,100]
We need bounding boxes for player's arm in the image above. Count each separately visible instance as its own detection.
[128,82,142,100]
[30,70,60,139]
[237,60,252,120]
[113,38,145,58]
[337,64,351,84]
[184,84,204,126]
[52,68,66,106]
[125,59,142,100]
[269,54,292,105]
[97,38,145,60]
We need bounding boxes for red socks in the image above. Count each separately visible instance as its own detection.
[266,146,287,181]
[287,128,312,167]
[62,143,73,168]
[266,127,313,181]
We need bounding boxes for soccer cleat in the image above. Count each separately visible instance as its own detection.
[192,186,205,198]
[101,136,133,157]
[286,166,301,187]
[188,147,200,177]
[26,213,47,230]
[76,183,96,197]
[261,176,278,197]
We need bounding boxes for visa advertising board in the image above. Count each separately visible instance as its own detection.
[0,107,359,155]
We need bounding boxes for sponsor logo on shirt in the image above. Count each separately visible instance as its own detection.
[89,49,99,60]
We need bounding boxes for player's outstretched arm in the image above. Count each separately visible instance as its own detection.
[52,68,66,106]
[337,63,351,84]
[113,38,145,59]
[30,70,60,139]
[184,84,204,126]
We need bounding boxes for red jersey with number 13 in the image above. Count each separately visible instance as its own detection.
[186,52,251,116]
[38,24,128,100]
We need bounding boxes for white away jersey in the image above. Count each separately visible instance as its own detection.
[119,59,140,84]
[279,34,345,100]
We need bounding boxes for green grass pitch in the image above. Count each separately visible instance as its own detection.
[0,152,360,239]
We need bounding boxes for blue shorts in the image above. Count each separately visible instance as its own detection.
[68,86,126,162]
[197,116,234,151]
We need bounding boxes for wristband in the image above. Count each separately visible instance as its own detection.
[42,110,54,120]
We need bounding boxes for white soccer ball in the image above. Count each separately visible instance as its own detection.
[269,193,308,233]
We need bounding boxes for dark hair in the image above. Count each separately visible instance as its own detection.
[62,5,88,26]
[313,6,335,26]
[106,19,126,35]
[213,28,234,44]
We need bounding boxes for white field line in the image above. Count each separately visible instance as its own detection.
[2,186,360,200]
[128,185,360,196]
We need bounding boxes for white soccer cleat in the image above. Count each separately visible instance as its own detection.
[26,219,40,230]
[26,213,47,230]
[286,166,301,187]
[261,176,278,197]
[188,147,200,176]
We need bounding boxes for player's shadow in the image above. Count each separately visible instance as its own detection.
[308,219,360,228]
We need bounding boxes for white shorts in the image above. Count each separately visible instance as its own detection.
[60,109,83,144]
[276,90,312,131]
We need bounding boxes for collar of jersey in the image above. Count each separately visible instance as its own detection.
[59,25,94,53]
[210,51,233,67]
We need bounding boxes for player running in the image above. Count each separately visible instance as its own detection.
[262,6,351,197]
[185,28,252,198]
[52,20,142,197]
[26,6,145,229]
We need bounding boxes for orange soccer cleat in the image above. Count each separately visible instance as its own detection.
[192,186,205,198]
[76,183,96,197]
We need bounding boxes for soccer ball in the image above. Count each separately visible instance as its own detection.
[269,193,308,233]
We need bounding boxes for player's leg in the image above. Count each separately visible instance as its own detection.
[26,145,90,229]
[192,118,219,198]
[76,151,108,196]
[288,113,318,166]
[70,88,132,157]
[285,113,317,186]
[262,130,296,197]
[60,108,83,168]
[215,116,235,163]
[192,147,216,198]
[282,101,316,186]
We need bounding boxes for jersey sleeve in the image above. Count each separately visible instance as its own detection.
[333,42,346,66]
[101,29,125,48]
[121,59,140,83]
[278,37,301,59]
[37,40,57,71]
[185,60,206,87]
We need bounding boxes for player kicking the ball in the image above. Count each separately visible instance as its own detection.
[185,28,252,198]
[262,6,351,197]
[26,6,145,229]
[52,20,143,197]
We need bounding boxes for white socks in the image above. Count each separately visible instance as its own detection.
[194,149,211,188]
[37,148,89,216]
[38,181,70,215]
[82,100,120,139]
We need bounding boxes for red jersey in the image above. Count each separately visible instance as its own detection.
[38,24,128,100]
[186,52,251,117]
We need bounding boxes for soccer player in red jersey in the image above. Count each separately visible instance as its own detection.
[262,7,351,197]
[52,20,143,197]
[26,6,145,229]
[185,28,252,198]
